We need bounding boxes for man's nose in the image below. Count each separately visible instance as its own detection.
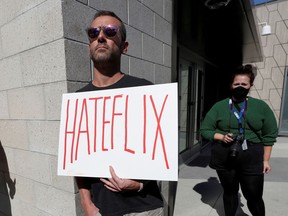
[97,29,106,40]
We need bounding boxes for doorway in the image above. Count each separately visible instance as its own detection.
[178,59,204,155]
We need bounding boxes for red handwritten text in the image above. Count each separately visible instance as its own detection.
[62,94,170,170]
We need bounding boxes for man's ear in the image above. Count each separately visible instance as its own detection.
[122,41,129,54]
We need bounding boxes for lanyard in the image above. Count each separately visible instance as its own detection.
[229,99,247,135]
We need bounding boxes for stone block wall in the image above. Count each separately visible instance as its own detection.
[0,0,173,215]
[251,0,288,123]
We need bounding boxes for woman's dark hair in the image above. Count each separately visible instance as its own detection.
[230,64,255,85]
[91,10,127,42]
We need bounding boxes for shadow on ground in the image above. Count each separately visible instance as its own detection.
[180,144,249,216]
[193,177,249,216]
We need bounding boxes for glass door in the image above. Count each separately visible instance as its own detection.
[179,59,203,153]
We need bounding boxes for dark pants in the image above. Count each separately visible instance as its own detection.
[216,169,265,216]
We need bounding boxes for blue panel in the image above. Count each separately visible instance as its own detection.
[253,0,275,5]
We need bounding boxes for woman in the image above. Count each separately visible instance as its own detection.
[200,64,278,216]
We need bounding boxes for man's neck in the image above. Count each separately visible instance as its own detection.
[92,69,124,87]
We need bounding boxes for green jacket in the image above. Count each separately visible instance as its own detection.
[200,97,278,146]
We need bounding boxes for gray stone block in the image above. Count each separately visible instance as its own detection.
[129,57,155,82]
[21,40,67,87]
[129,0,154,37]
[143,34,163,64]
[155,14,172,45]
[0,56,22,91]
[65,39,91,82]
[7,86,46,120]
[1,0,63,57]
[126,25,142,58]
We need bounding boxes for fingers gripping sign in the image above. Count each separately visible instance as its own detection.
[100,166,122,192]
[100,166,141,192]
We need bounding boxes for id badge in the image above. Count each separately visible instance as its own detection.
[242,139,248,151]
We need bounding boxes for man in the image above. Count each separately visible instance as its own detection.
[75,10,164,216]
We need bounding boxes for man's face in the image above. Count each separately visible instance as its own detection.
[88,16,127,66]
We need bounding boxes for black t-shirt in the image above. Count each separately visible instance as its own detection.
[77,74,153,92]
[77,74,163,216]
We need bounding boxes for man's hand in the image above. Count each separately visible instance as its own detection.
[100,166,141,192]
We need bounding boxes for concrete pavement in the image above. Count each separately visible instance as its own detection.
[173,137,288,216]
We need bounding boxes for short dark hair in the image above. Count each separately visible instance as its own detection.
[231,64,255,85]
[91,10,126,42]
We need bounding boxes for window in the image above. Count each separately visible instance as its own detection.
[279,67,288,136]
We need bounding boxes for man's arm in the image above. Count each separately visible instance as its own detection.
[75,177,99,216]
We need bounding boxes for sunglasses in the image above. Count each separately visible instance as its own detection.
[87,25,119,39]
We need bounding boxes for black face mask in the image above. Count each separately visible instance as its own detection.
[231,86,249,100]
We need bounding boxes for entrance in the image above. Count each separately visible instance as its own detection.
[178,59,204,155]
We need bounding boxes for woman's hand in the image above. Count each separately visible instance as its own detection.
[263,146,272,174]
[214,133,234,143]
[263,161,271,174]
[222,133,234,143]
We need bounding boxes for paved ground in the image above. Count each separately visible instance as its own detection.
[173,136,288,216]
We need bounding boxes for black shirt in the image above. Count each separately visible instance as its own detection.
[76,74,163,216]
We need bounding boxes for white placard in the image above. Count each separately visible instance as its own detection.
[57,83,178,181]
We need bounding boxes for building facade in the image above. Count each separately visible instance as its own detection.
[0,0,287,215]
[252,0,288,136]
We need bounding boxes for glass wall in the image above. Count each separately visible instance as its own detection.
[279,67,288,136]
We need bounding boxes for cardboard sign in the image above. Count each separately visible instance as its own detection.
[57,83,178,181]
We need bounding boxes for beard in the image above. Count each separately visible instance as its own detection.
[90,44,121,67]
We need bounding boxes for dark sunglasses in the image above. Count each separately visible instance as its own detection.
[87,25,119,39]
